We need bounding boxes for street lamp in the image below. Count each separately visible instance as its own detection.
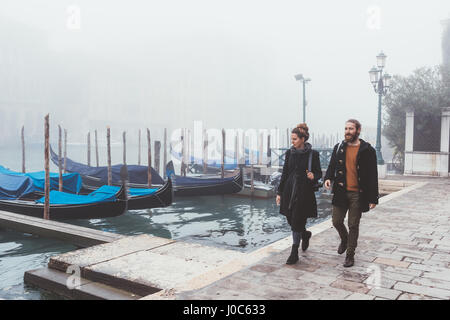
[369,51,391,165]
[294,74,311,123]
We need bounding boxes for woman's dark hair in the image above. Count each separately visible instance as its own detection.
[291,123,309,141]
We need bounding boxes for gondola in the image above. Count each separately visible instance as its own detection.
[50,147,243,197]
[165,161,243,197]
[0,177,128,220]
[0,165,172,212]
[80,178,173,210]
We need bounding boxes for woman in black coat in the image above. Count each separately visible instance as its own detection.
[276,124,322,264]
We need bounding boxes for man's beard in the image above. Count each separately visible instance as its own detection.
[345,132,359,143]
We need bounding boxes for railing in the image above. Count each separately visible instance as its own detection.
[185,147,335,173]
[270,147,334,169]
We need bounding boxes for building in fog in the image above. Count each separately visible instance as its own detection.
[404,18,450,177]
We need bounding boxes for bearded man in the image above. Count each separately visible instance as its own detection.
[324,119,379,267]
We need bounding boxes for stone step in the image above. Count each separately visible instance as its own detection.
[24,267,141,300]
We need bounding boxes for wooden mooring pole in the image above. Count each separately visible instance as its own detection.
[286,128,290,148]
[44,114,50,220]
[235,132,239,168]
[138,129,141,166]
[154,141,161,176]
[95,129,99,167]
[21,126,25,173]
[163,128,167,179]
[123,131,126,165]
[107,126,112,185]
[221,129,225,179]
[147,128,152,187]
[181,129,186,177]
[64,129,67,173]
[203,129,208,174]
[87,132,91,166]
[241,131,245,166]
[58,125,63,192]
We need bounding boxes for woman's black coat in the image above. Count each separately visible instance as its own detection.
[277,144,322,232]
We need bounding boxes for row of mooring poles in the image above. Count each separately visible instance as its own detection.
[35,117,171,220]
[176,127,275,172]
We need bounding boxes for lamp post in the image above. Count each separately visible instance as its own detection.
[369,52,391,165]
[294,74,311,123]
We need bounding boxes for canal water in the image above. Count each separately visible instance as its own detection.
[0,143,333,300]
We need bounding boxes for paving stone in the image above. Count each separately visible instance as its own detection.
[397,293,439,300]
[411,276,450,290]
[330,279,370,294]
[393,282,450,300]
[309,286,352,300]
[367,287,402,300]
[345,292,376,300]
[429,253,450,263]
[380,270,415,283]
[403,257,424,264]
[374,257,410,268]
[421,270,450,282]
[337,270,369,283]
[249,264,279,274]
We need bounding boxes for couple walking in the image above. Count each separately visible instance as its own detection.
[276,119,379,268]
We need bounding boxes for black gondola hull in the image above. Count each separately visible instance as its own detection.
[172,170,243,197]
[0,187,128,220]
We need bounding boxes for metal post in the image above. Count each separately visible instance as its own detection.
[376,73,385,165]
[302,80,306,123]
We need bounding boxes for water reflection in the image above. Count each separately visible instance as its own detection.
[66,192,332,252]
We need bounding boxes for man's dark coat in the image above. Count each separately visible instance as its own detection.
[324,139,379,212]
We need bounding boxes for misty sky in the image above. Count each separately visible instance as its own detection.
[1,0,449,145]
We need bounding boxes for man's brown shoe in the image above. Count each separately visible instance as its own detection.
[337,240,347,255]
[343,254,354,267]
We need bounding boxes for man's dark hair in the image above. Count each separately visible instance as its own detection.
[346,119,362,131]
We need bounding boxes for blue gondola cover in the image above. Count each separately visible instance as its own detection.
[0,172,36,199]
[0,165,82,194]
[50,147,164,185]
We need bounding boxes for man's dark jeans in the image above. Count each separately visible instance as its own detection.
[332,191,362,256]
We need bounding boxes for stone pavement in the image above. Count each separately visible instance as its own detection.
[176,176,450,300]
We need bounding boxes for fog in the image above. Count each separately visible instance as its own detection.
[0,0,449,148]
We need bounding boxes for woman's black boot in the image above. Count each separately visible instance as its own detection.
[286,244,299,264]
[301,231,312,251]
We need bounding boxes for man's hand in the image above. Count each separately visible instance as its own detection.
[369,203,376,209]
[276,195,281,206]
[324,179,331,190]
[306,170,314,180]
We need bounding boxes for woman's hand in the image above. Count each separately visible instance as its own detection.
[276,195,280,206]
[306,170,314,180]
